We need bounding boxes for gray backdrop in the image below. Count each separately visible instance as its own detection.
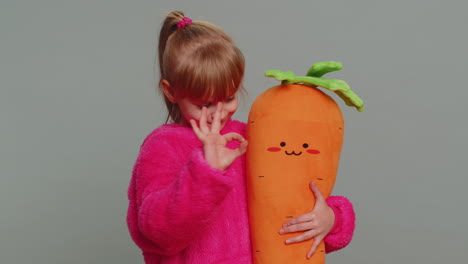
[2,0,467,263]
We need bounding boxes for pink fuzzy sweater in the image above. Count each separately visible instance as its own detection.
[127,119,355,263]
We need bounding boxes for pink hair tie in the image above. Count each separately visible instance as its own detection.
[177,17,192,29]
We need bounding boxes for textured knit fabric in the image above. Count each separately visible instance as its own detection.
[325,196,356,253]
[127,119,355,263]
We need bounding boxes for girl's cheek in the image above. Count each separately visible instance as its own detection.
[229,101,239,114]
[185,112,201,124]
[226,104,237,116]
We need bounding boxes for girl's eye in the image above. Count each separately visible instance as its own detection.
[280,142,286,147]
[225,96,235,102]
[303,143,309,148]
[197,103,211,108]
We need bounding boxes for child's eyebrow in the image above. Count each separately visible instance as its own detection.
[190,99,210,105]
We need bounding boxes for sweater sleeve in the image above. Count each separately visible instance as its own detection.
[323,196,356,253]
[132,134,236,255]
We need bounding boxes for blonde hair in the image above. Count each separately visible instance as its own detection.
[158,11,245,123]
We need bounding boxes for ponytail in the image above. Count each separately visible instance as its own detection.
[158,11,185,77]
[158,11,185,123]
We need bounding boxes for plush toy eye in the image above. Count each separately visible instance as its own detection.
[280,142,286,147]
[303,143,309,148]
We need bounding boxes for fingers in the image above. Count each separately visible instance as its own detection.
[280,221,315,234]
[223,132,246,143]
[284,229,319,245]
[307,237,324,259]
[199,107,209,133]
[283,212,313,228]
[238,140,248,155]
[211,102,223,132]
[192,104,223,141]
[309,182,325,202]
[190,119,203,140]
[231,139,248,159]
[223,132,248,158]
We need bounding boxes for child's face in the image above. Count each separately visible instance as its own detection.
[177,93,239,129]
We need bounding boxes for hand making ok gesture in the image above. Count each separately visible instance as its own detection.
[190,102,248,171]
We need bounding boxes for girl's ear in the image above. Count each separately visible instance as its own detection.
[161,80,177,103]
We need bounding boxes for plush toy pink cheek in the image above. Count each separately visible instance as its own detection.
[267,147,281,152]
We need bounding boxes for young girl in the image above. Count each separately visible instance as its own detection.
[127,11,355,263]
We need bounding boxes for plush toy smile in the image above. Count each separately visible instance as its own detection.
[285,150,302,156]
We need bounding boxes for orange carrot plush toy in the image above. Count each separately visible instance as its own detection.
[246,61,363,264]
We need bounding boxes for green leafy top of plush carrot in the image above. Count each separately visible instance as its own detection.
[265,61,364,112]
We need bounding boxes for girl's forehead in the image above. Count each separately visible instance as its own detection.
[189,92,237,103]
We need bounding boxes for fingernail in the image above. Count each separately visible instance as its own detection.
[279,229,284,234]
[285,239,291,244]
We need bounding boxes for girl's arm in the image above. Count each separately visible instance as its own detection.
[130,103,247,255]
[130,134,237,255]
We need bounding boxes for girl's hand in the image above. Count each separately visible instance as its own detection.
[190,102,248,171]
[279,182,335,259]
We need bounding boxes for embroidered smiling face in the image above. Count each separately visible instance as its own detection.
[267,141,320,156]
